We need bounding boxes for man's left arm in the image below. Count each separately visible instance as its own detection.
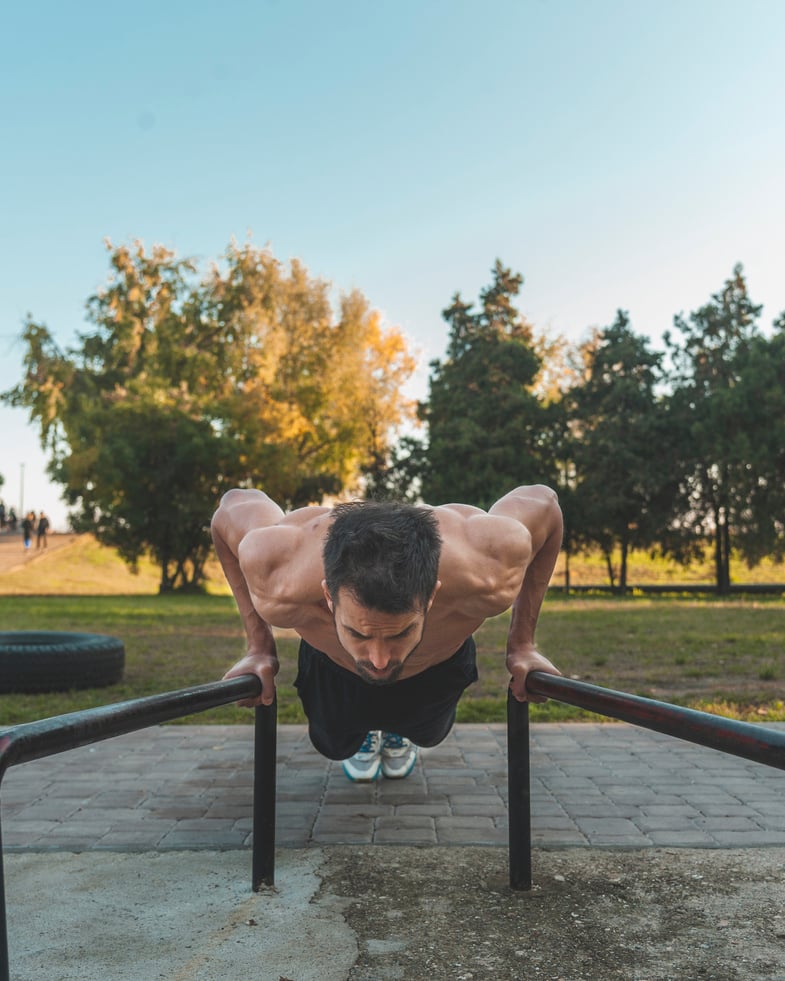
[489,485,563,702]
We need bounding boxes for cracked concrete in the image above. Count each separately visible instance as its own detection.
[6,846,785,980]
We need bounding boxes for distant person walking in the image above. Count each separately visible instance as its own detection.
[36,511,50,549]
[21,511,35,550]
[7,508,17,533]
[0,501,6,531]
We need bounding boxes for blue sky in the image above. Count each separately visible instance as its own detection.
[2,0,784,529]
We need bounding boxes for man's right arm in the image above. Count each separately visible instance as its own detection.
[488,485,563,702]
[211,490,284,707]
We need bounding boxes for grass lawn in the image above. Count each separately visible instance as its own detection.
[1,592,784,727]
[1,534,784,727]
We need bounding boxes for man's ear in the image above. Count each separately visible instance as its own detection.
[321,579,334,611]
[426,580,442,612]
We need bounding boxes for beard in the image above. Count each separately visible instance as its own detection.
[332,607,429,686]
[354,659,406,686]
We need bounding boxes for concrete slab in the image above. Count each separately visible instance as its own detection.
[6,846,785,980]
[6,850,357,981]
[5,722,785,978]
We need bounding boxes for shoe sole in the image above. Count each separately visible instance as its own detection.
[381,756,417,779]
[342,761,382,782]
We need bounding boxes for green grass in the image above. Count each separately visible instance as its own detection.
[2,592,785,727]
[0,594,277,726]
[2,534,785,727]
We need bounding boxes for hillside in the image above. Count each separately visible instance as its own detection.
[0,533,230,596]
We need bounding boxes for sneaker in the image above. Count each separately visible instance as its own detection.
[342,730,382,782]
[381,732,418,779]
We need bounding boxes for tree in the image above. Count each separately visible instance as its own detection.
[362,434,428,503]
[568,312,677,592]
[4,239,416,589]
[420,261,559,509]
[664,264,763,592]
[722,312,785,567]
[63,403,238,591]
[200,243,416,507]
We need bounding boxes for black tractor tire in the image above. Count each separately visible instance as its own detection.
[0,631,125,693]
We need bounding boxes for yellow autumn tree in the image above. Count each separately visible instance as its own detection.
[4,238,417,588]
[204,240,417,505]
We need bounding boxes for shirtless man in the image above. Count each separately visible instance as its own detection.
[212,484,562,782]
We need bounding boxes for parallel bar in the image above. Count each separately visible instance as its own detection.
[506,691,532,891]
[0,819,6,981]
[0,674,262,981]
[526,671,785,770]
[252,698,277,890]
[0,676,261,778]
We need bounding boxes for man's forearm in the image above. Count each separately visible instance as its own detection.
[505,512,563,701]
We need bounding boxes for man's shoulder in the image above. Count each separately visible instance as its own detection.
[239,512,329,566]
[277,506,333,529]
[433,502,487,518]
[434,508,532,617]
[235,505,331,548]
[434,503,531,555]
[237,511,329,612]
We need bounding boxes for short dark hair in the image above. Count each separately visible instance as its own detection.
[323,500,442,613]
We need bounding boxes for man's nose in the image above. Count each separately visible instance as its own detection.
[367,643,391,670]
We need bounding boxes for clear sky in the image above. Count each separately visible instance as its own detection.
[2,0,784,530]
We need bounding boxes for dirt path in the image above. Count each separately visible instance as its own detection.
[0,532,81,576]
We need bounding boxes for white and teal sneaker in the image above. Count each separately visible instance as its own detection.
[381,732,418,779]
[342,730,382,782]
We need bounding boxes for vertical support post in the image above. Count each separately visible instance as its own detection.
[0,811,9,981]
[252,697,277,891]
[507,689,532,890]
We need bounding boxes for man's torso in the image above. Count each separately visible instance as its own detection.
[239,503,530,680]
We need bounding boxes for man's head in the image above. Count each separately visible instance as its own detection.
[323,500,442,613]
[321,500,442,683]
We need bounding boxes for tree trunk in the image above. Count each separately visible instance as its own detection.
[714,509,731,594]
[159,555,174,593]
[619,537,629,596]
[721,517,732,593]
[603,550,616,592]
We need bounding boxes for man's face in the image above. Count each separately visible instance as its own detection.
[322,583,437,685]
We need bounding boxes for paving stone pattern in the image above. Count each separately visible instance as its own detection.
[2,723,785,852]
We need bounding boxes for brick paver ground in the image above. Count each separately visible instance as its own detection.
[2,722,785,852]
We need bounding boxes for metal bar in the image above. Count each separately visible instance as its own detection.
[507,690,532,891]
[0,817,7,981]
[252,698,277,890]
[526,671,785,770]
[0,676,261,779]
[0,674,262,981]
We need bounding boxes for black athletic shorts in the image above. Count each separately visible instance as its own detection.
[294,636,478,760]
